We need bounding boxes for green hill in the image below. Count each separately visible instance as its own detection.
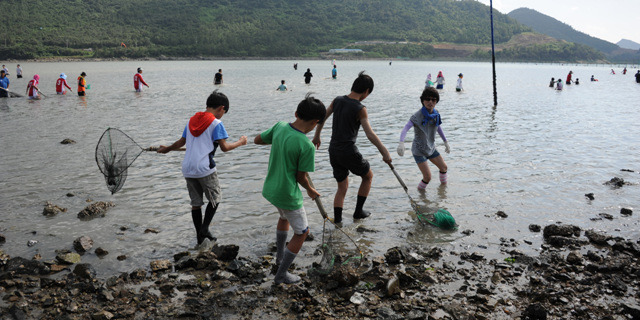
[507,7,619,54]
[0,0,605,62]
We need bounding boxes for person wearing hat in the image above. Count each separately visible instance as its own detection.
[133,67,149,92]
[77,72,87,96]
[56,73,72,95]
[455,73,463,92]
[435,71,445,89]
[26,74,41,99]
[0,70,10,98]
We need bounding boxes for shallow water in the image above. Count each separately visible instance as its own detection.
[0,60,638,277]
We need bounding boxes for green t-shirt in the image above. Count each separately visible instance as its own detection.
[261,121,315,210]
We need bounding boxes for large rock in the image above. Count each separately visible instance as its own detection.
[4,257,50,275]
[56,250,82,264]
[73,236,94,253]
[211,244,239,261]
[150,259,172,272]
[73,263,97,279]
[585,230,610,245]
[545,236,586,247]
[77,201,114,220]
[543,224,581,238]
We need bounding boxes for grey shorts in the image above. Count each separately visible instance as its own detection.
[276,206,309,235]
[185,172,221,207]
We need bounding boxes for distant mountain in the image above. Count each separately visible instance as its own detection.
[507,8,619,54]
[617,39,640,51]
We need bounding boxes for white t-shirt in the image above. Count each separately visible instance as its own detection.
[181,119,229,178]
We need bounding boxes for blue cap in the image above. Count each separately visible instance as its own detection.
[60,73,67,79]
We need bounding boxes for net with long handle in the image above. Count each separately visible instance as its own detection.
[95,128,147,194]
[306,174,364,275]
[388,163,457,230]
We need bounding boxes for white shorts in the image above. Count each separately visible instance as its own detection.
[276,207,309,235]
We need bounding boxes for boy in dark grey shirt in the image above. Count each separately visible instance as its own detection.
[312,71,392,223]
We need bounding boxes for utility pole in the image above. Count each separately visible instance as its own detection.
[490,0,498,106]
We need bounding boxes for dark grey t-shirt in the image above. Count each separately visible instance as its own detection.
[409,109,438,157]
[329,95,364,155]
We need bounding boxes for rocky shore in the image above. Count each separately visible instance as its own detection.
[2,217,639,320]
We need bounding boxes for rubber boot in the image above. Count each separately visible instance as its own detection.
[275,248,301,284]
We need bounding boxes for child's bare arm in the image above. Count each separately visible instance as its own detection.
[157,137,186,154]
[296,171,320,199]
[312,101,334,149]
[254,134,266,145]
[218,136,248,152]
[359,108,392,164]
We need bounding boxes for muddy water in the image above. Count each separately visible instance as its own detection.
[0,60,638,277]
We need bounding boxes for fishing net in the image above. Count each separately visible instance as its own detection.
[417,209,457,230]
[310,220,364,275]
[387,163,457,230]
[306,174,364,276]
[95,128,147,194]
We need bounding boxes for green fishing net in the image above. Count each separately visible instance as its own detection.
[417,209,457,230]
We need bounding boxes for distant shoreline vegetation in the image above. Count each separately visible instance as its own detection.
[0,41,610,64]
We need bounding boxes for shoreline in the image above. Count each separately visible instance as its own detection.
[1,220,639,319]
[2,56,627,66]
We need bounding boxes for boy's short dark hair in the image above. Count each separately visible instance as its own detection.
[297,93,326,123]
[206,90,230,113]
[420,87,440,103]
[351,71,374,94]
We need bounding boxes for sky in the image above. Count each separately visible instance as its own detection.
[475,0,640,45]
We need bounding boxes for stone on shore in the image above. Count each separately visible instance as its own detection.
[73,236,94,253]
[542,224,581,238]
[4,257,50,275]
[211,244,239,261]
[56,250,81,264]
[150,259,172,272]
[43,201,67,216]
[73,263,97,279]
[77,201,114,220]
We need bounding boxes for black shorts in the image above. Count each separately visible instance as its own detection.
[329,151,370,182]
[78,91,85,96]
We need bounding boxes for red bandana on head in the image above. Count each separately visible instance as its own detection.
[188,112,215,137]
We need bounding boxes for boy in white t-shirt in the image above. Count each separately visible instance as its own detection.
[158,91,248,245]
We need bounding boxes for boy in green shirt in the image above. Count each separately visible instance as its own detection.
[254,94,327,284]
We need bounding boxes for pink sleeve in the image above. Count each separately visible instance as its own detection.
[399,121,413,142]
[437,126,447,142]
